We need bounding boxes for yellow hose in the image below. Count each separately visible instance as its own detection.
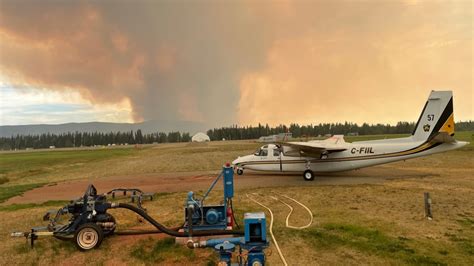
[280,195,313,229]
[246,193,288,266]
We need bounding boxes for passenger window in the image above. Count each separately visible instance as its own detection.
[273,149,280,156]
[261,149,268,156]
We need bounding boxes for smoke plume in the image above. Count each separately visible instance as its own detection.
[0,1,471,126]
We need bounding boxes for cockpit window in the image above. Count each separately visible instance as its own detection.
[254,148,260,156]
[273,149,280,156]
[254,148,268,156]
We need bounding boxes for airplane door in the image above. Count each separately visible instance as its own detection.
[279,150,283,172]
[273,148,282,172]
[258,148,268,161]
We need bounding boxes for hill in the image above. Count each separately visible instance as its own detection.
[0,120,207,137]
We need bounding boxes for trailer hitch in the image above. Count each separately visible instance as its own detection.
[11,228,54,248]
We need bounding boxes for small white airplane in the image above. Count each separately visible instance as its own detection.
[232,91,468,181]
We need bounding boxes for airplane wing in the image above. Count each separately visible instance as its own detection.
[279,135,347,157]
[318,134,346,144]
[284,142,347,152]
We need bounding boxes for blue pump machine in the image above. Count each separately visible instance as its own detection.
[192,212,268,266]
[184,164,235,231]
[184,164,268,265]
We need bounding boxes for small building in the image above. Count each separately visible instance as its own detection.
[276,132,292,141]
[258,133,292,143]
[258,135,277,143]
[192,132,210,142]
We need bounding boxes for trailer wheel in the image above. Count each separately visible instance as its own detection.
[74,223,103,251]
[303,170,314,181]
[236,168,244,175]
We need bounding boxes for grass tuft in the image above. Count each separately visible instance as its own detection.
[130,237,195,264]
[13,240,47,256]
[0,177,9,185]
[0,183,46,203]
[456,217,474,227]
[447,221,474,255]
[0,200,69,212]
[51,239,76,255]
[438,250,449,256]
[300,223,445,265]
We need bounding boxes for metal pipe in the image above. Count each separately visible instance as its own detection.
[200,237,243,248]
[187,204,194,238]
[201,172,223,202]
[424,192,433,220]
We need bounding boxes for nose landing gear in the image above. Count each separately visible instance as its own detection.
[236,168,244,175]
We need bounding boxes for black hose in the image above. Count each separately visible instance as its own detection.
[113,203,244,237]
[115,230,164,235]
[115,224,184,236]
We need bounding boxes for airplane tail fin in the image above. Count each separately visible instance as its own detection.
[412,90,455,142]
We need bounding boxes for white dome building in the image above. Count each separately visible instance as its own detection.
[192,132,210,142]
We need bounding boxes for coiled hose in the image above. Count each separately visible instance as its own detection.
[246,194,288,266]
[111,203,244,237]
[271,194,313,229]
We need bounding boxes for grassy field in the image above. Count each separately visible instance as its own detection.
[0,132,472,265]
[0,148,138,184]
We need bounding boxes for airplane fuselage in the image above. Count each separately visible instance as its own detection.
[233,139,466,173]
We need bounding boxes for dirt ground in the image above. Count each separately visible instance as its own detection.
[5,165,429,205]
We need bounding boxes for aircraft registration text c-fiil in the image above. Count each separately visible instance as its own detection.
[351,147,375,154]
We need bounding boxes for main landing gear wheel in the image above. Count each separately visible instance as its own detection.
[74,223,104,251]
[236,168,244,175]
[303,170,315,181]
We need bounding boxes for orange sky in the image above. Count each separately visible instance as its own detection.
[0,0,472,126]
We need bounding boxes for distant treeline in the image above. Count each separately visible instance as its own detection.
[1,121,472,150]
[0,130,191,150]
[207,121,474,141]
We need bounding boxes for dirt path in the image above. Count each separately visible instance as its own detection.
[5,165,429,204]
